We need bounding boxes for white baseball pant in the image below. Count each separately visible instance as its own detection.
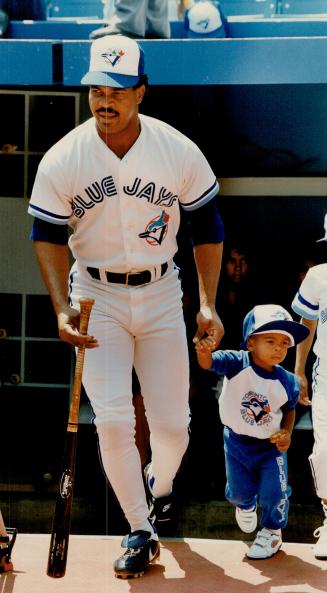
[309,357,327,500]
[69,261,190,531]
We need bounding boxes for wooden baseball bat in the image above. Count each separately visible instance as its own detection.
[47,297,95,578]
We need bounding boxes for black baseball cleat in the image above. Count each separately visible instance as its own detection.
[144,464,174,523]
[114,529,160,579]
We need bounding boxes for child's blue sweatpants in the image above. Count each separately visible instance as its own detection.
[223,426,291,530]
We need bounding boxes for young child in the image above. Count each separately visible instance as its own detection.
[195,304,310,559]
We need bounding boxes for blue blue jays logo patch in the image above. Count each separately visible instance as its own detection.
[240,391,272,426]
[139,210,169,246]
[101,48,125,68]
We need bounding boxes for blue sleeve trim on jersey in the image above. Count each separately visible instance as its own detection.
[297,291,319,311]
[187,200,224,245]
[28,203,70,225]
[292,290,319,320]
[182,180,219,212]
[30,217,69,245]
[291,301,318,320]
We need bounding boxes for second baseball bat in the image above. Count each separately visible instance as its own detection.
[47,297,95,578]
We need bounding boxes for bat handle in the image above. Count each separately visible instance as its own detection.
[78,298,95,336]
[68,298,95,426]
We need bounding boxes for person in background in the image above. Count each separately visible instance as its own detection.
[196,304,309,559]
[291,214,327,560]
[216,242,256,350]
[90,0,171,39]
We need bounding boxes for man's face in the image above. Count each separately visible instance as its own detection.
[89,84,145,137]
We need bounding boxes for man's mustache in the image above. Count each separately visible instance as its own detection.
[97,108,118,115]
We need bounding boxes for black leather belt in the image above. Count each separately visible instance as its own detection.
[87,262,168,286]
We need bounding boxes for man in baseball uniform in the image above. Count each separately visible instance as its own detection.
[28,36,224,578]
[291,214,327,559]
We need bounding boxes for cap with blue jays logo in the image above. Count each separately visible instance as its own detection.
[81,35,145,88]
[241,304,310,349]
[316,213,327,242]
[184,1,227,38]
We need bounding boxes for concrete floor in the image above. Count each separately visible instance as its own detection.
[2,533,327,593]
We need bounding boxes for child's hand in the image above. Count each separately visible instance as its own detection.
[194,334,216,353]
[269,429,291,452]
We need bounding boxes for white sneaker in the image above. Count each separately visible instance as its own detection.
[246,528,282,559]
[235,506,257,533]
[314,519,327,559]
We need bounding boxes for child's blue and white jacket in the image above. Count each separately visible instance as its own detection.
[211,351,299,439]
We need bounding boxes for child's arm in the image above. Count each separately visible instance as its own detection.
[195,334,216,370]
[269,408,295,453]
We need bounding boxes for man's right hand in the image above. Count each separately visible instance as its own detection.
[295,373,311,406]
[57,306,99,348]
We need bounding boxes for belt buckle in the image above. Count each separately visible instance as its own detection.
[125,271,140,286]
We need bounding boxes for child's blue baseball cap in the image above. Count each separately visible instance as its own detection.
[241,304,310,349]
[184,2,227,38]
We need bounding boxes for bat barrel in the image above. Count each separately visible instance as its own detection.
[46,430,77,578]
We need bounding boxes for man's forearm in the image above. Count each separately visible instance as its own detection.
[193,242,223,307]
[294,317,317,375]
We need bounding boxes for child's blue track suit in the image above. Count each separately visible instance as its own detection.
[211,350,299,530]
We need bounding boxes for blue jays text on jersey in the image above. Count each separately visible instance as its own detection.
[72,176,178,219]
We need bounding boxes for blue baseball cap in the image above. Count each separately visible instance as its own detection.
[241,304,310,349]
[81,35,145,88]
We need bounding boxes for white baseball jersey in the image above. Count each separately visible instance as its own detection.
[211,350,299,439]
[292,263,327,362]
[28,114,219,271]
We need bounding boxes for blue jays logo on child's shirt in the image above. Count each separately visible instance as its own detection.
[240,391,272,427]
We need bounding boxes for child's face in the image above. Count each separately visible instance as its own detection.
[247,332,292,372]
